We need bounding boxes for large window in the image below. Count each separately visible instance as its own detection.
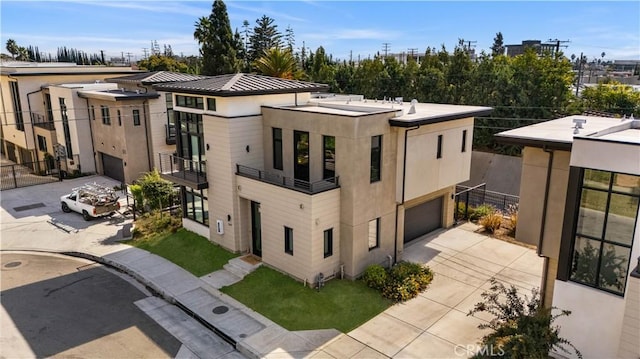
[59,98,73,159]
[9,81,24,131]
[324,228,333,258]
[370,135,382,183]
[176,111,204,164]
[176,95,204,109]
[368,218,380,250]
[323,135,335,179]
[101,105,111,125]
[273,128,283,170]
[285,226,294,255]
[569,169,639,295]
[183,187,208,226]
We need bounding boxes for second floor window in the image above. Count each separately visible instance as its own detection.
[462,130,467,153]
[117,110,122,126]
[437,134,443,159]
[101,106,111,125]
[323,135,335,179]
[370,135,382,183]
[176,95,204,109]
[9,81,24,131]
[133,109,141,126]
[37,135,47,152]
[273,128,283,170]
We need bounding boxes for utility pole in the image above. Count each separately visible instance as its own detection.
[546,39,569,57]
[141,48,149,60]
[465,40,477,51]
[576,52,584,96]
[126,52,133,64]
[382,43,391,58]
[407,48,418,61]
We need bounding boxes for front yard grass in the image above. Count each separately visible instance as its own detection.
[220,266,392,332]
[125,228,238,276]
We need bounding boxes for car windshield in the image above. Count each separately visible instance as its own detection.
[68,193,76,201]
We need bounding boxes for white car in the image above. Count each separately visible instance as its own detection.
[61,183,120,221]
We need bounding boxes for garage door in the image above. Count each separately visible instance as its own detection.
[404,197,443,243]
[101,152,124,183]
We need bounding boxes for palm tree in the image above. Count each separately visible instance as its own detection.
[253,47,296,79]
[6,39,18,59]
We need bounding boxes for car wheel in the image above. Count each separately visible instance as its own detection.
[82,210,91,221]
[61,202,71,213]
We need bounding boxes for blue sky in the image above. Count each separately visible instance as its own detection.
[1,1,639,62]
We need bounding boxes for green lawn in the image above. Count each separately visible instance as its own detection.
[125,228,238,276]
[220,266,392,332]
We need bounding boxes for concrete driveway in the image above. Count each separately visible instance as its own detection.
[347,223,543,358]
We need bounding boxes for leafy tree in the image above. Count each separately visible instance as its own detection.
[248,15,283,65]
[469,278,581,359]
[194,0,239,75]
[253,47,296,79]
[6,39,18,59]
[138,55,189,73]
[285,25,295,52]
[580,82,640,116]
[491,32,505,57]
[137,170,175,211]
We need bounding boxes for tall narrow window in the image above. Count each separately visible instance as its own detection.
[45,93,54,123]
[284,226,294,255]
[37,135,47,152]
[206,98,216,111]
[133,109,141,126]
[437,134,443,159]
[461,130,467,153]
[59,98,73,159]
[89,105,95,121]
[117,110,122,126]
[323,135,335,179]
[273,128,283,170]
[368,218,380,250]
[101,105,111,125]
[9,82,24,131]
[324,228,333,258]
[370,135,382,183]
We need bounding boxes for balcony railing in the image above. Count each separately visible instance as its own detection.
[165,124,176,145]
[32,113,56,131]
[236,164,339,194]
[158,153,208,189]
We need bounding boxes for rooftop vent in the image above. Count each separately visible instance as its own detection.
[573,118,586,134]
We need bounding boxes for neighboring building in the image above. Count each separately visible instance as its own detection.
[505,40,556,57]
[0,62,139,172]
[155,73,491,283]
[496,116,640,359]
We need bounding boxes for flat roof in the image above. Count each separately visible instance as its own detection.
[47,83,117,91]
[281,98,492,126]
[1,63,141,76]
[496,115,639,149]
[78,89,160,101]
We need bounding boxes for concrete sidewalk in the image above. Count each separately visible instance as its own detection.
[1,176,543,358]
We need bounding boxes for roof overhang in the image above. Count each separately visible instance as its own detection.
[389,108,494,127]
[494,134,573,150]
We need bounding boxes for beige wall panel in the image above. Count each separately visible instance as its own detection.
[147,93,173,170]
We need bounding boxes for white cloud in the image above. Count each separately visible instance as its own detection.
[301,28,402,41]
[226,2,307,23]
[55,0,207,17]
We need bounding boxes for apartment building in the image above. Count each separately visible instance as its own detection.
[496,116,639,359]
[155,73,491,282]
[0,62,139,172]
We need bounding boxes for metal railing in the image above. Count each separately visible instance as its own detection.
[236,164,340,194]
[1,154,80,190]
[32,113,56,131]
[158,153,207,187]
[454,183,519,221]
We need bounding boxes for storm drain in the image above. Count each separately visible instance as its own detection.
[212,306,229,314]
[13,203,45,212]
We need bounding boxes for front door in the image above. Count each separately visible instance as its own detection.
[251,201,262,257]
[294,131,309,183]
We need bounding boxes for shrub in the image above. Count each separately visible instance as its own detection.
[129,184,144,209]
[362,264,388,291]
[470,204,495,221]
[507,204,518,235]
[363,262,434,303]
[132,211,182,239]
[456,202,474,220]
[480,210,502,234]
[469,278,581,359]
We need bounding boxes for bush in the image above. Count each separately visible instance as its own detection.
[507,204,518,235]
[362,262,434,303]
[362,264,388,291]
[456,202,474,220]
[132,211,182,239]
[480,210,503,233]
[470,204,495,221]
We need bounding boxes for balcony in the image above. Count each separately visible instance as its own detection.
[32,113,56,131]
[236,164,339,194]
[165,124,176,145]
[158,153,208,189]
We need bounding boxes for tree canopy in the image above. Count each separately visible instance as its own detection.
[248,15,283,65]
[194,0,239,75]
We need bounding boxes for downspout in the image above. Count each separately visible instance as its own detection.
[26,87,42,162]
[143,100,153,172]
[82,98,98,173]
[294,92,298,106]
[538,146,554,307]
[394,125,420,264]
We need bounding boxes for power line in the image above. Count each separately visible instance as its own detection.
[382,43,391,58]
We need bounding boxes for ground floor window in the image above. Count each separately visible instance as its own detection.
[368,218,380,250]
[324,228,333,258]
[569,168,639,296]
[284,226,293,255]
[183,186,208,226]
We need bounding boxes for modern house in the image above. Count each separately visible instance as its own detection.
[496,115,639,359]
[155,73,492,283]
[0,62,139,172]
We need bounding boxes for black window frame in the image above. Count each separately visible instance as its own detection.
[89,105,95,121]
[59,97,73,159]
[567,168,639,296]
[37,135,47,152]
[284,226,294,255]
[133,109,141,126]
[368,218,380,250]
[101,105,111,125]
[182,186,209,227]
[273,128,283,170]
[461,130,467,153]
[117,109,122,126]
[206,98,216,111]
[176,95,204,109]
[324,228,333,258]
[370,135,382,183]
[437,134,443,159]
[9,81,24,131]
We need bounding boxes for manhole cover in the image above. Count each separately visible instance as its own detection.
[4,261,22,268]
[212,306,229,314]
[239,334,247,338]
